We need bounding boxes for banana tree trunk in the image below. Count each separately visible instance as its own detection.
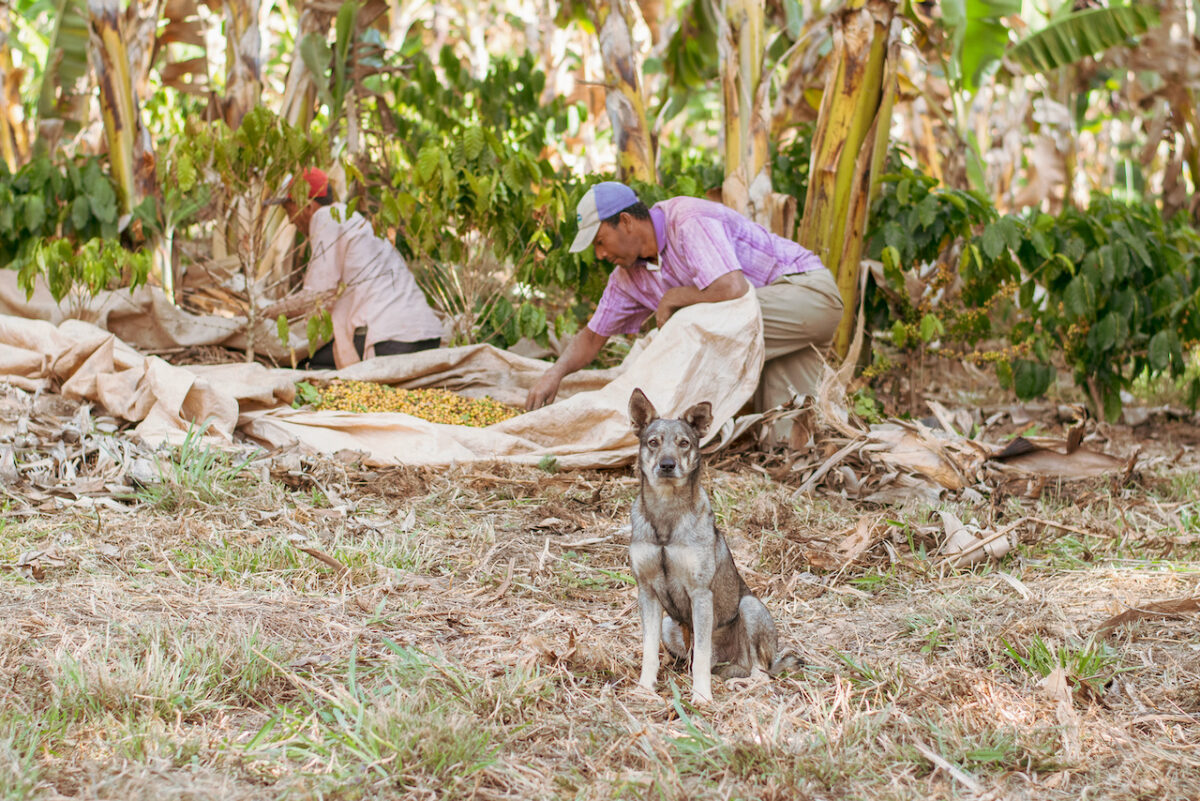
[223,0,262,127]
[280,2,335,127]
[714,0,793,234]
[797,0,897,357]
[37,0,92,153]
[0,10,29,169]
[593,0,656,183]
[89,0,157,215]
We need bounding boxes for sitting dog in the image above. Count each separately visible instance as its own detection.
[628,388,799,703]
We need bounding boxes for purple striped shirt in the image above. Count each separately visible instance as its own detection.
[587,196,826,337]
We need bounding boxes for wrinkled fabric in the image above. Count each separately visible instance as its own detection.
[0,292,764,469]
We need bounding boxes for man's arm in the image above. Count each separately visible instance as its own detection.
[655,270,750,327]
[525,326,609,410]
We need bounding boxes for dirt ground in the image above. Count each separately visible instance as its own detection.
[2,395,1199,800]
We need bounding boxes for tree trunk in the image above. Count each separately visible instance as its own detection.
[797,0,897,358]
[593,0,655,183]
[88,0,157,215]
[37,0,92,153]
[223,0,262,128]
[0,7,29,169]
[280,1,335,127]
[715,0,793,234]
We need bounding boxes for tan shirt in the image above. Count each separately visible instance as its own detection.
[304,204,443,368]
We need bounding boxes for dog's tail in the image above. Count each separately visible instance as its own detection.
[767,648,804,676]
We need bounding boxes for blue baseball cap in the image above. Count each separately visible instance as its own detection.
[569,182,640,253]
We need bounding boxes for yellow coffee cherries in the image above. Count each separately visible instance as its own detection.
[305,380,521,427]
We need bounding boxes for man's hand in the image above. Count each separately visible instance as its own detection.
[526,370,563,410]
[655,295,680,329]
[523,327,609,411]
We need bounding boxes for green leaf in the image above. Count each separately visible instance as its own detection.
[1013,359,1054,400]
[1010,5,1160,75]
[996,358,1014,390]
[1102,384,1123,423]
[70,196,90,230]
[981,223,1005,261]
[891,320,909,349]
[276,314,290,347]
[1148,330,1171,371]
[416,143,442,185]
[177,153,196,193]
[1063,275,1094,319]
[299,32,335,109]
[919,314,944,342]
[462,127,485,161]
[24,195,45,232]
[1089,313,1119,352]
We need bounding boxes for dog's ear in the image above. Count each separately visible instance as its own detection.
[682,401,713,438]
[629,388,658,434]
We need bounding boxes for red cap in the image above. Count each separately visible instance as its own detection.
[299,168,328,199]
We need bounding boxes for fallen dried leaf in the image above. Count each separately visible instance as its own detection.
[296,546,350,578]
[1096,597,1200,639]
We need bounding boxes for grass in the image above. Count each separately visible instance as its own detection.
[135,424,260,512]
[3,453,1200,800]
[1001,634,1123,696]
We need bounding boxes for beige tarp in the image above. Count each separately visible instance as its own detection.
[0,271,297,359]
[0,290,764,468]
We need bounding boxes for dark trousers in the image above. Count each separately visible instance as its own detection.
[306,332,439,370]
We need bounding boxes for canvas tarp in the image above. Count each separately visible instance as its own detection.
[0,291,764,469]
[0,270,298,359]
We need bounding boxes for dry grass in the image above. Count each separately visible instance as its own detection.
[2,431,1200,800]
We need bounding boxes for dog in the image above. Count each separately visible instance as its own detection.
[627,388,800,703]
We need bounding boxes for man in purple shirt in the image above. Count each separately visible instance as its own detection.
[525,182,844,435]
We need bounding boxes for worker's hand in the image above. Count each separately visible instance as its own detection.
[526,370,563,411]
[655,296,678,329]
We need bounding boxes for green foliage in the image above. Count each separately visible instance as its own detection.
[1010,4,1161,75]
[865,164,1021,391]
[939,0,1018,94]
[866,162,1200,419]
[368,49,574,348]
[293,381,322,408]
[16,236,151,302]
[305,308,333,356]
[188,106,328,199]
[1023,197,1200,419]
[0,156,124,268]
[769,129,814,220]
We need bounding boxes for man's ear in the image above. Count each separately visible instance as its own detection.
[682,401,713,439]
[629,388,657,435]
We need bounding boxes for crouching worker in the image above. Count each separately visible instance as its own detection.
[265,168,443,369]
[525,182,844,436]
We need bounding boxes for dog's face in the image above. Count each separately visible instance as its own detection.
[629,388,713,483]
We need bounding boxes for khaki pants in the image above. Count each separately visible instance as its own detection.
[754,269,844,417]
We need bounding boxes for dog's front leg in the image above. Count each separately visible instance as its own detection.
[690,589,714,703]
[637,586,663,691]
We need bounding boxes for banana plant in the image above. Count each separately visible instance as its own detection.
[87,0,156,217]
[798,0,899,357]
[559,0,656,182]
[222,0,262,127]
[0,9,29,169]
[1011,3,1160,75]
[36,0,91,152]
